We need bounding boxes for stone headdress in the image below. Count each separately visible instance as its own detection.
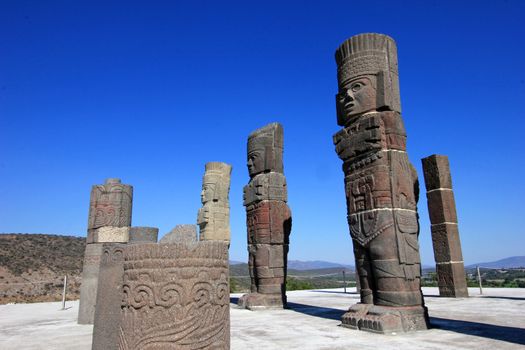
[335,33,401,125]
[247,122,284,175]
[202,162,232,202]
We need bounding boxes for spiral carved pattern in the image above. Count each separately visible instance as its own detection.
[118,242,230,349]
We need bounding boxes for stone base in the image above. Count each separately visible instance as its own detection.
[238,293,286,310]
[341,303,429,334]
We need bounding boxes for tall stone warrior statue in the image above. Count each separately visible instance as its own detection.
[197,162,232,242]
[333,33,429,333]
[238,122,292,309]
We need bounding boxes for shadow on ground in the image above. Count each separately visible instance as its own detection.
[308,290,359,295]
[287,302,345,321]
[431,317,525,346]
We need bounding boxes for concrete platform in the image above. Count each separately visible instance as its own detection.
[0,287,524,349]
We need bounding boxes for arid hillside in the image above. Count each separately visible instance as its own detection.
[0,233,85,304]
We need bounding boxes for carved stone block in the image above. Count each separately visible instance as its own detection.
[430,223,464,263]
[118,242,230,349]
[422,155,453,190]
[159,224,198,244]
[246,201,292,245]
[436,262,469,297]
[426,189,458,224]
[128,226,159,243]
[243,173,287,205]
[78,243,104,324]
[90,226,130,243]
[341,304,428,334]
[197,162,232,243]
[87,178,133,232]
[92,244,126,350]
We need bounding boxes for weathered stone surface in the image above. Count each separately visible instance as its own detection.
[92,244,126,350]
[430,223,464,263]
[422,154,468,298]
[333,33,428,332]
[118,242,230,349]
[422,155,453,190]
[197,162,232,242]
[426,189,458,224]
[78,243,104,324]
[91,226,130,243]
[87,178,133,244]
[159,224,198,244]
[128,226,158,243]
[239,123,292,310]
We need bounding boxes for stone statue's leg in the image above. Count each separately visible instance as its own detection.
[248,245,257,293]
[369,227,422,306]
[353,242,373,304]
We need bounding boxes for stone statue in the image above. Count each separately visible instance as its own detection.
[87,178,133,243]
[118,241,230,349]
[79,178,133,325]
[333,33,429,333]
[422,155,468,298]
[197,162,232,242]
[238,123,292,309]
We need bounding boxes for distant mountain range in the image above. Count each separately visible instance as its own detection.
[465,256,525,269]
[230,259,353,270]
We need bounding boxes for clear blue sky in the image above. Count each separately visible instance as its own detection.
[1,1,524,265]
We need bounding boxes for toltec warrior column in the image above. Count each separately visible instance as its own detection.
[333,33,429,333]
[238,123,292,309]
[197,162,232,243]
[78,178,132,325]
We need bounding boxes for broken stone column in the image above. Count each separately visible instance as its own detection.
[118,241,230,349]
[238,123,292,310]
[78,178,132,325]
[197,162,232,242]
[91,227,158,350]
[422,155,468,298]
[333,33,429,333]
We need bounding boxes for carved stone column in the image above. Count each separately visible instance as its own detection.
[118,242,230,349]
[333,33,429,333]
[422,155,468,298]
[197,162,232,243]
[238,123,292,309]
[79,178,133,325]
[92,227,158,350]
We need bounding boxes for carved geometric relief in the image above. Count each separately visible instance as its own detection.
[118,242,230,350]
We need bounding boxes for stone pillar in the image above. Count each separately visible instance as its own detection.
[92,227,158,350]
[78,178,132,324]
[422,155,468,298]
[197,162,232,243]
[159,224,198,244]
[333,33,429,333]
[118,241,230,349]
[238,123,292,310]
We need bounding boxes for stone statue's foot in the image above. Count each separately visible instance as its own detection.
[237,293,285,310]
[341,303,429,334]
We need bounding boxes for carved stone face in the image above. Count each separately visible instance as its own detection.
[337,76,377,119]
[247,149,265,177]
[201,182,216,204]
